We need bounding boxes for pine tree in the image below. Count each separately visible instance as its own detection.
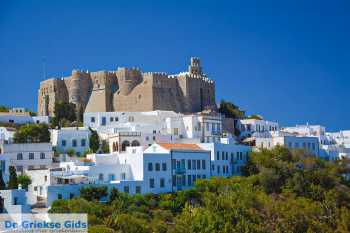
[7,166,18,189]
[0,172,6,190]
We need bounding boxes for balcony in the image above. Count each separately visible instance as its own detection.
[174,167,186,174]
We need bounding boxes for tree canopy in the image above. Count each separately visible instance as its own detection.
[7,166,18,189]
[50,146,350,233]
[17,174,32,190]
[13,123,50,143]
[218,99,246,119]
[89,128,100,153]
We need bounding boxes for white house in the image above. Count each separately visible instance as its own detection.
[0,127,16,144]
[255,131,320,156]
[198,137,251,177]
[282,124,330,145]
[0,189,31,214]
[0,143,53,174]
[51,127,90,156]
[238,119,279,138]
[0,112,33,124]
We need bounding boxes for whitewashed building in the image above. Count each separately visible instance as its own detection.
[238,119,279,138]
[0,112,33,124]
[0,127,16,144]
[255,131,320,156]
[198,137,251,177]
[51,127,90,156]
[0,143,53,174]
[0,189,31,214]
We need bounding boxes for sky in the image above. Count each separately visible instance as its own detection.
[0,0,349,131]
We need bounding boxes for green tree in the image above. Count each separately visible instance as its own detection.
[17,174,32,190]
[80,186,108,202]
[13,123,50,143]
[102,140,110,153]
[0,105,9,112]
[218,99,245,119]
[247,114,263,120]
[89,128,100,153]
[8,166,18,189]
[0,172,6,190]
[66,148,76,157]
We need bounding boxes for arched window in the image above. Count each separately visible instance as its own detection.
[131,140,140,147]
[112,142,118,152]
[121,141,130,151]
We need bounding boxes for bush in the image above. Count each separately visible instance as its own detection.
[13,123,50,143]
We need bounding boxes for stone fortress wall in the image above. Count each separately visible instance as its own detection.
[37,57,216,116]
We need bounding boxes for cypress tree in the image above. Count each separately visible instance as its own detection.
[0,172,6,190]
[8,166,18,189]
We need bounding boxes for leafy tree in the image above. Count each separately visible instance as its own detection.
[0,105,9,112]
[80,186,108,202]
[8,166,18,189]
[51,101,77,128]
[247,114,263,120]
[0,172,6,190]
[218,99,245,119]
[13,123,50,143]
[102,140,110,153]
[17,174,31,190]
[89,128,100,153]
[66,148,76,157]
[89,225,115,233]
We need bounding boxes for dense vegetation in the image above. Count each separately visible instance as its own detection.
[51,101,82,128]
[13,123,50,143]
[49,146,350,233]
[218,99,246,119]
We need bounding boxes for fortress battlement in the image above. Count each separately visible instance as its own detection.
[38,57,216,115]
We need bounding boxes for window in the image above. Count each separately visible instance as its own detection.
[91,117,95,123]
[202,174,206,179]
[58,194,62,199]
[171,159,176,169]
[128,116,134,122]
[29,153,34,160]
[216,151,220,160]
[312,143,315,150]
[99,173,104,181]
[217,165,220,174]
[150,178,155,188]
[148,163,153,171]
[81,139,86,147]
[225,152,228,160]
[44,176,48,182]
[222,152,225,160]
[40,153,45,159]
[240,152,243,160]
[17,153,23,160]
[236,152,239,160]
[110,117,114,122]
[211,164,215,171]
[172,175,176,186]
[160,178,165,188]
[109,174,116,181]
[192,175,196,183]
[197,160,201,170]
[62,140,66,147]
[124,186,129,193]
[187,175,192,186]
[162,163,167,171]
[173,128,179,136]
[182,175,186,186]
[101,117,106,126]
[206,122,209,131]
[16,166,23,173]
[202,160,206,170]
[70,193,74,199]
[115,117,119,121]
[187,160,191,169]
[72,139,77,147]
[136,186,141,193]
[192,160,196,170]
[155,163,160,171]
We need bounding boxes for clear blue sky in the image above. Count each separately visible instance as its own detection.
[0,0,349,131]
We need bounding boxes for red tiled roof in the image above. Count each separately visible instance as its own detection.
[158,143,204,151]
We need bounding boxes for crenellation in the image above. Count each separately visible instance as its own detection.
[38,57,216,116]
